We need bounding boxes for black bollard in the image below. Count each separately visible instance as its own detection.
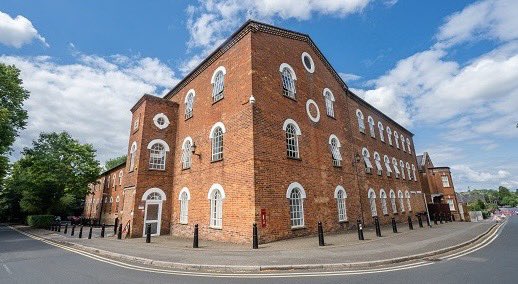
[64,224,68,234]
[434,214,438,225]
[146,224,151,243]
[193,224,199,248]
[88,225,93,239]
[374,217,381,237]
[417,214,423,228]
[117,223,123,239]
[357,219,364,240]
[452,214,455,222]
[58,224,61,232]
[114,218,119,235]
[71,225,76,236]
[392,217,398,233]
[101,224,105,238]
[253,223,259,249]
[440,214,444,224]
[79,225,83,238]
[318,221,325,246]
[408,216,413,230]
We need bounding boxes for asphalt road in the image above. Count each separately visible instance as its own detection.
[1,217,516,284]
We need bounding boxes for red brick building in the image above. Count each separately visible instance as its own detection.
[83,21,427,244]
[417,152,461,221]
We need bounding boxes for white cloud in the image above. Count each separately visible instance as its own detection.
[452,164,510,183]
[0,54,178,164]
[339,72,362,81]
[0,11,48,48]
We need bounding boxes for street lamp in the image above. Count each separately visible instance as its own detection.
[191,142,201,157]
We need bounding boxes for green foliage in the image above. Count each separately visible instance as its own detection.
[26,215,55,228]
[104,155,126,171]
[2,132,101,217]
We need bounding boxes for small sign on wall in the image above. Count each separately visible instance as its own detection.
[138,200,145,210]
[261,208,267,227]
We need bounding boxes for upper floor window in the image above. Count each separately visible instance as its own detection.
[394,131,400,148]
[373,152,383,175]
[301,52,315,73]
[356,109,365,133]
[112,174,116,188]
[287,182,306,228]
[406,138,412,154]
[378,121,385,142]
[362,147,373,174]
[384,155,393,177]
[185,89,195,119]
[368,188,377,217]
[129,142,137,172]
[398,190,405,212]
[147,139,170,170]
[411,164,417,181]
[335,186,347,222]
[323,88,335,117]
[392,157,400,178]
[405,191,412,212]
[329,134,342,167]
[118,170,123,186]
[181,137,193,169]
[133,116,140,131]
[401,135,406,152]
[400,160,406,179]
[406,162,411,180]
[210,122,226,162]
[386,127,393,145]
[390,189,397,213]
[283,119,301,159]
[380,189,388,215]
[368,116,376,138]
[153,113,170,129]
[280,63,297,99]
[211,66,226,103]
[441,175,450,187]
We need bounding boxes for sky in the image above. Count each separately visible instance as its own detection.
[0,0,517,191]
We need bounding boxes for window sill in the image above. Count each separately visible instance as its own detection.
[287,157,302,161]
[209,226,222,230]
[333,165,342,168]
[212,97,224,105]
[338,220,348,224]
[148,168,166,171]
[211,159,223,164]
[283,94,297,102]
[179,222,188,225]
[291,226,306,231]
[327,115,336,120]
[184,116,193,121]
[181,167,191,171]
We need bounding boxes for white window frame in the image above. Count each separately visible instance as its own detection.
[329,134,342,167]
[283,119,301,159]
[374,152,383,175]
[387,127,393,145]
[412,164,417,181]
[392,157,400,178]
[368,188,377,217]
[334,186,347,222]
[286,182,306,228]
[384,155,392,177]
[208,184,225,229]
[401,135,406,152]
[356,109,365,133]
[368,116,376,138]
[211,66,226,103]
[405,191,412,212]
[323,88,335,117]
[179,187,190,224]
[406,162,412,180]
[181,137,193,169]
[390,189,397,213]
[209,122,226,162]
[378,121,385,142]
[447,199,456,211]
[118,170,123,185]
[406,138,412,154]
[400,160,406,179]
[398,190,405,212]
[394,131,400,148]
[280,63,297,99]
[442,175,450,187]
[362,147,373,174]
[380,189,388,215]
[129,141,137,172]
[147,139,170,170]
[153,113,170,130]
[184,89,195,119]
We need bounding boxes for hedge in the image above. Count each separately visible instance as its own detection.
[27,215,55,228]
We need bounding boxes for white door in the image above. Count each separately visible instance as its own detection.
[143,201,162,236]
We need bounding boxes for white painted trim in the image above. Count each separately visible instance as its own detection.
[184,89,196,103]
[301,52,315,73]
[209,122,227,138]
[282,118,301,135]
[286,182,306,198]
[398,190,404,198]
[141,187,167,201]
[279,63,297,80]
[147,139,170,151]
[210,66,227,84]
[328,134,341,147]
[362,147,370,157]
[405,190,411,198]
[356,109,364,119]
[179,187,191,200]
[380,189,387,198]
[323,88,335,101]
[207,183,225,199]
[334,185,346,198]
[368,188,376,198]
[130,141,137,152]
[181,136,193,149]
[153,113,170,129]
[389,189,395,198]
[306,99,320,123]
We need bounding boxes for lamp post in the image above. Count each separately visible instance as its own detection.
[191,142,201,158]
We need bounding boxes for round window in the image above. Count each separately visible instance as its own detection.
[157,117,165,126]
[305,99,320,122]
[153,113,170,129]
[301,52,315,73]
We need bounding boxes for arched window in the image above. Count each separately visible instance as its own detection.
[389,189,397,213]
[115,195,120,212]
[400,160,406,179]
[405,191,412,212]
[362,148,373,174]
[211,67,226,103]
[386,127,393,145]
[412,164,417,181]
[210,122,226,161]
[329,135,342,167]
[406,162,412,180]
[406,138,412,154]
[147,140,170,170]
[208,184,225,229]
[283,119,301,159]
[380,189,388,215]
[118,170,123,186]
[378,121,385,142]
[280,64,296,99]
[394,131,400,148]
[374,152,383,175]
[129,142,137,172]
[368,116,376,138]
[287,182,306,228]
[368,188,377,217]
[356,109,365,133]
[392,157,400,178]
[335,186,347,222]
[401,135,406,152]
[398,190,405,212]
[323,88,335,117]
[179,188,190,224]
[112,174,116,188]
[185,89,195,119]
[384,155,393,177]
[181,137,192,169]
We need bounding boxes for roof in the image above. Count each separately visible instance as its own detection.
[100,160,126,176]
[162,20,414,136]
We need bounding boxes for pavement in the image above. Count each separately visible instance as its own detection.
[12,220,495,271]
[0,217,514,284]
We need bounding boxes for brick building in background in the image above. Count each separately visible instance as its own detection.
[83,21,428,244]
[417,152,461,221]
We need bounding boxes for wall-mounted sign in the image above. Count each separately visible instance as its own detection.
[261,208,267,227]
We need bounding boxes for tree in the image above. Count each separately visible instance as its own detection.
[104,155,127,171]
[2,132,100,217]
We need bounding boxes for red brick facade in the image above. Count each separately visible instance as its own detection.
[83,21,427,244]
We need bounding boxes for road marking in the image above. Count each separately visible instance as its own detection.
[3,264,12,275]
[7,224,503,279]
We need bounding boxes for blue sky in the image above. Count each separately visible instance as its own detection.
[1,0,517,191]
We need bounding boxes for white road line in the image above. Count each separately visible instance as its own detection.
[3,264,12,275]
[7,224,502,279]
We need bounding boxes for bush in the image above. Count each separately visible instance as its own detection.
[27,215,55,228]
